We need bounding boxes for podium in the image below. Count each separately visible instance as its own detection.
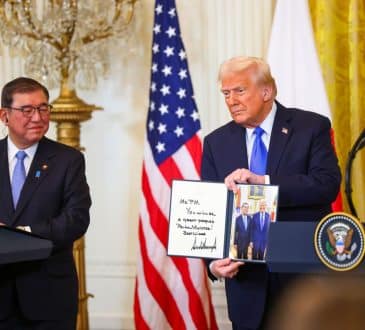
[266,222,365,273]
[0,226,52,264]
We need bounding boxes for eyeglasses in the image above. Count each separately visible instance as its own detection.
[7,104,53,118]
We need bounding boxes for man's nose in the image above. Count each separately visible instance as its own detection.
[226,93,238,105]
[31,109,42,120]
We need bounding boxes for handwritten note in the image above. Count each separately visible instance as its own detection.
[167,180,228,259]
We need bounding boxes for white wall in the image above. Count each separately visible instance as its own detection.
[0,1,274,328]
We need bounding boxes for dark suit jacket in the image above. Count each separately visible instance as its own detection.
[251,212,270,259]
[234,214,252,258]
[0,137,91,321]
[201,102,341,328]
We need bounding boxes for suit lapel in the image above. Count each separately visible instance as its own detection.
[229,123,249,169]
[13,138,55,222]
[0,138,14,224]
[267,102,293,175]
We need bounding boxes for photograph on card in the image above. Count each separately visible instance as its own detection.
[229,184,279,262]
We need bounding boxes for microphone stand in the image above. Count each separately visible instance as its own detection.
[345,129,365,218]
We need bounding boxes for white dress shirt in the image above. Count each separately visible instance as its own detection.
[245,103,277,183]
[7,137,38,232]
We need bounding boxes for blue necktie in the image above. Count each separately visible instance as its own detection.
[250,126,268,175]
[260,213,264,230]
[12,150,27,207]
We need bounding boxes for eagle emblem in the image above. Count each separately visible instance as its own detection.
[315,212,365,271]
[326,223,357,261]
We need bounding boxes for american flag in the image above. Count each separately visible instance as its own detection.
[134,0,218,329]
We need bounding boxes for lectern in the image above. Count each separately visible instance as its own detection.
[0,226,52,264]
[266,222,365,273]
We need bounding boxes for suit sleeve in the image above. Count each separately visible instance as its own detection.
[270,116,341,207]
[31,152,91,247]
[202,137,223,281]
[201,137,218,181]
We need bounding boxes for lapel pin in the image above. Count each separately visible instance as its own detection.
[42,164,48,170]
[35,170,41,178]
[281,127,288,134]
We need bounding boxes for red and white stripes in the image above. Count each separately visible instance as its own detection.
[134,134,218,329]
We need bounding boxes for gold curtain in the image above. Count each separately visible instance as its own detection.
[309,0,365,220]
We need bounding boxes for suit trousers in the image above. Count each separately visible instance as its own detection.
[0,284,76,330]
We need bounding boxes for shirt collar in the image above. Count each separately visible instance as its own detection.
[7,137,38,160]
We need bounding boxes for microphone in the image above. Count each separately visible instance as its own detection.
[345,128,365,218]
[356,129,365,150]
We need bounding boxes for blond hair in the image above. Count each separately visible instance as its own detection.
[218,56,277,97]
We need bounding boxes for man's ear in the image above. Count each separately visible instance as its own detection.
[0,109,8,125]
[262,86,273,101]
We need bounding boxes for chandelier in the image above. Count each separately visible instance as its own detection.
[0,0,137,90]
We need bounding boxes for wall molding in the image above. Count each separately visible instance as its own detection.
[90,314,134,330]
[87,259,136,279]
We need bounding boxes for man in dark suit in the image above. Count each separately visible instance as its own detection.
[202,56,341,330]
[0,77,91,329]
[251,200,270,260]
[234,202,252,259]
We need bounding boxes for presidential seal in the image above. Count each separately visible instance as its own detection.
[314,212,365,271]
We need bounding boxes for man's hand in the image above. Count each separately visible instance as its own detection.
[224,168,265,193]
[0,222,6,226]
[210,258,244,279]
